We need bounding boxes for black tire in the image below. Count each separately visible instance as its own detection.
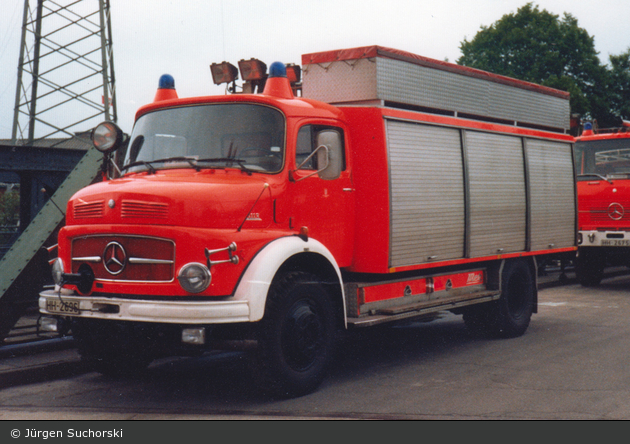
[493,260,535,338]
[575,249,604,287]
[464,260,534,339]
[254,272,336,398]
[73,318,154,377]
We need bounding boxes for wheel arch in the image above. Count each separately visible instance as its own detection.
[274,252,346,330]
[232,236,346,326]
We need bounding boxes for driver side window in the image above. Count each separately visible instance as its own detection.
[296,126,315,170]
[296,125,345,171]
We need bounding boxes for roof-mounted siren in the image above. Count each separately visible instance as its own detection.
[154,74,178,102]
[262,61,295,99]
[582,121,594,136]
[238,58,268,93]
[210,61,239,93]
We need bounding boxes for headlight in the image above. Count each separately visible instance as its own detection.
[51,258,65,286]
[177,263,211,293]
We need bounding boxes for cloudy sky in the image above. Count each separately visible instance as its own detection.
[0,0,628,139]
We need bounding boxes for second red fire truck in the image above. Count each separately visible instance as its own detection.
[574,120,630,286]
[39,46,577,397]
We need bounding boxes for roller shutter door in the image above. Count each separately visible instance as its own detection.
[386,120,465,267]
[527,139,575,250]
[465,131,527,257]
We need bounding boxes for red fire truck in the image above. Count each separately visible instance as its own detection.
[574,120,630,286]
[39,46,576,397]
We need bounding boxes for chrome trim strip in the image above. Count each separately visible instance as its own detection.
[72,256,101,263]
[94,277,175,284]
[128,257,174,265]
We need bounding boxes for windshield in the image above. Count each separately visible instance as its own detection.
[575,138,630,180]
[124,103,285,173]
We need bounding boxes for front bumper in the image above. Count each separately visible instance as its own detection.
[39,289,251,324]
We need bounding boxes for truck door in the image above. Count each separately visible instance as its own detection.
[290,124,355,265]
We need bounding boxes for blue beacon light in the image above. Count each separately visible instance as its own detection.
[154,74,178,101]
[268,61,287,78]
[158,74,175,89]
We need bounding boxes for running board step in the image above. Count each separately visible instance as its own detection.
[347,290,501,328]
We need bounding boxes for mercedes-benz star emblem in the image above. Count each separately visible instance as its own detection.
[103,241,127,275]
[608,202,625,221]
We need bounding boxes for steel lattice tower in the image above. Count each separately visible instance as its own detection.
[11,0,117,146]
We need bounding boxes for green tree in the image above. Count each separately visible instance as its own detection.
[608,48,630,121]
[0,191,19,226]
[457,2,617,127]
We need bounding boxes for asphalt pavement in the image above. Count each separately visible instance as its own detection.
[0,268,580,390]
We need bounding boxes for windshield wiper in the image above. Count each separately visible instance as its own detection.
[160,156,201,170]
[121,160,157,174]
[577,173,613,184]
[122,156,255,175]
[122,156,200,173]
[196,157,255,175]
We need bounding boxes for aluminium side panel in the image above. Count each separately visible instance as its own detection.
[376,58,569,131]
[302,57,378,104]
[464,131,527,257]
[302,55,570,131]
[386,119,465,268]
[376,58,488,117]
[526,139,576,251]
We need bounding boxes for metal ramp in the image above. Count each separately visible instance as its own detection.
[0,146,103,342]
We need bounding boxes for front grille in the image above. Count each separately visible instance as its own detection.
[72,235,175,282]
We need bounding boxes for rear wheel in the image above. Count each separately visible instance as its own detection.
[464,260,534,338]
[494,260,535,337]
[254,272,336,398]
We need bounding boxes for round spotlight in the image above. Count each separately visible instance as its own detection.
[178,263,211,293]
[92,121,124,153]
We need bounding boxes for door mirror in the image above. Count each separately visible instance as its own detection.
[316,130,342,180]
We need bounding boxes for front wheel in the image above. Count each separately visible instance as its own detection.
[73,319,155,377]
[575,249,604,287]
[254,272,337,398]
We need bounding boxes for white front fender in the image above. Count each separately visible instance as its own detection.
[232,236,345,323]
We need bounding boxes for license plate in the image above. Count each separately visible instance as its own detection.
[46,298,80,314]
[601,239,630,246]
